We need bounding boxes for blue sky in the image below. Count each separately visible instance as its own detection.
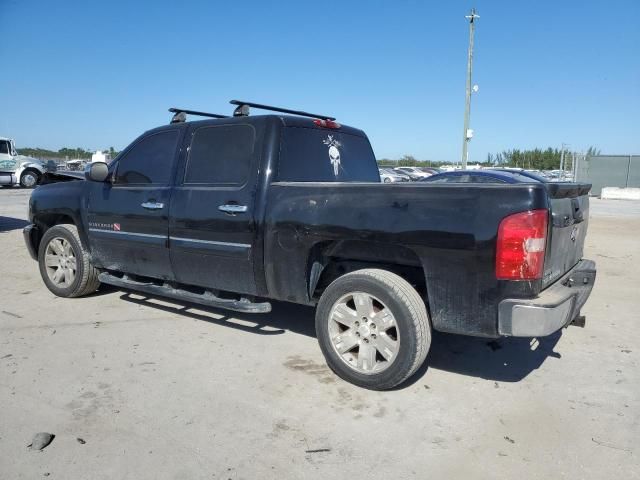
[1,0,638,162]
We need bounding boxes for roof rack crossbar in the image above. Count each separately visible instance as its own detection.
[229,100,335,121]
[169,108,229,119]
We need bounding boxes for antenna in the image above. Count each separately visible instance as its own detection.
[229,100,336,121]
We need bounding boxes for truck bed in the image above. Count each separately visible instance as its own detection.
[264,182,555,337]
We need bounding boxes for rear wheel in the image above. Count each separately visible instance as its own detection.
[315,269,431,390]
[38,224,100,297]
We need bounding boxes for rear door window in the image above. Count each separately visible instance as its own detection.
[185,124,256,185]
[278,127,379,182]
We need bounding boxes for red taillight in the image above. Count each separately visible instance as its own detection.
[496,209,548,280]
[313,119,341,129]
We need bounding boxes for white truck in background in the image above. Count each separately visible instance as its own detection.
[0,137,46,188]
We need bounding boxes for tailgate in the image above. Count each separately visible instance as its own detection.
[542,182,591,287]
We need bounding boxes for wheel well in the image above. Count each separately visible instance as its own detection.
[21,168,42,179]
[32,214,76,252]
[308,241,427,303]
[35,214,75,230]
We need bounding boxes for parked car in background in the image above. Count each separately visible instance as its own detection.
[0,136,46,188]
[420,169,547,184]
[490,168,573,183]
[393,166,430,180]
[383,168,411,181]
[487,168,542,180]
[379,167,409,183]
[65,159,86,171]
[417,167,442,176]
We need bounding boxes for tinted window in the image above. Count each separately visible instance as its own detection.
[115,130,179,185]
[0,141,10,155]
[278,127,379,182]
[185,125,255,185]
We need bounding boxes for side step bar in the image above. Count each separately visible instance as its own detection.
[98,272,272,314]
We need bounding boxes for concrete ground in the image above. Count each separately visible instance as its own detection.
[1,189,638,479]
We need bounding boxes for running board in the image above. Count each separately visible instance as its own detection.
[98,272,271,313]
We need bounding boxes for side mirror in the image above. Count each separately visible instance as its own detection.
[85,162,109,182]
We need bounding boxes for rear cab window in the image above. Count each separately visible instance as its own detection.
[277,127,379,182]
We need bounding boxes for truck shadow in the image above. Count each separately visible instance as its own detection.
[0,216,30,233]
[118,292,317,337]
[118,291,562,384]
[412,330,562,385]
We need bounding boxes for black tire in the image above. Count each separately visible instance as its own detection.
[38,224,100,298]
[20,169,40,188]
[315,268,431,390]
[383,177,391,183]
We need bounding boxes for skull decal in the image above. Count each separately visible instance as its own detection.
[323,135,342,176]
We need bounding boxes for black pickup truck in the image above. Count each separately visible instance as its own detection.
[23,101,596,390]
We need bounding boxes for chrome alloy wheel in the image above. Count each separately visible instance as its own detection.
[21,172,38,187]
[44,237,77,287]
[328,292,400,374]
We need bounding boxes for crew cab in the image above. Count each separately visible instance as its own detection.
[23,101,596,390]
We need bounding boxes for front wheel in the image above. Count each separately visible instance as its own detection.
[38,224,101,298]
[315,269,431,390]
[20,170,40,188]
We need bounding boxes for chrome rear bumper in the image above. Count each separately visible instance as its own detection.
[498,259,596,337]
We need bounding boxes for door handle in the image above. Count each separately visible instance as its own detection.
[141,201,164,210]
[218,204,248,214]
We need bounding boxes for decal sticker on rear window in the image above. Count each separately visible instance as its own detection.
[323,135,342,176]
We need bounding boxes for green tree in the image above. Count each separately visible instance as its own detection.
[586,146,601,157]
[398,155,418,166]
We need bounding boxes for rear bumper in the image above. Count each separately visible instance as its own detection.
[498,259,596,337]
[23,224,39,260]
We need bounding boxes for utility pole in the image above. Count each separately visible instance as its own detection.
[461,8,479,168]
